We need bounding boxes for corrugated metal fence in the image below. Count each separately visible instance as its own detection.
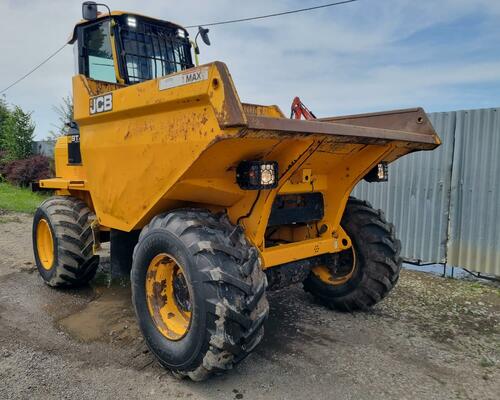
[353,107,499,276]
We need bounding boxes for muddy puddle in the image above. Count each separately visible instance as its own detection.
[57,273,141,344]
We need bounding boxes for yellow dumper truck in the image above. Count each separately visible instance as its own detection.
[32,2,440,380]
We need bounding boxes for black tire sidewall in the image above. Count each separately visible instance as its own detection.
[131,228,209,370]
[304,198,400,311]
[32,205,59,282]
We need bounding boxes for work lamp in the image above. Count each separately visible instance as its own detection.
[127,16,137,27]
[236,161,278,190]
[365,162,389,182]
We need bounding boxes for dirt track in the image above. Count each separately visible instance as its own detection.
[0,212,499,400]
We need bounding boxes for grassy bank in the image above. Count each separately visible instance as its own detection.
[0,182,48,213]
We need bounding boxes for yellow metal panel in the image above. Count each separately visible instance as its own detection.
[279,174,328,194]
[49,54,440,269]
[241,103,285,118]
[261,235,350,269]
[40,136,88,191]
[167,179,242,206]
[227,139,321,248]
[39,178,86,190]
[109,20,125,85]
[71,63,244,231]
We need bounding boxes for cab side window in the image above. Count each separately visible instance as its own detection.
[83,21,117,83]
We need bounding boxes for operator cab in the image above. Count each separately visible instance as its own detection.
[69,3,195,85]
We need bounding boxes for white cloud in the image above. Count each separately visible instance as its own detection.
[0,0,499,138]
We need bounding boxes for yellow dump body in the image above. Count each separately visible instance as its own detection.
[41,62,440,269]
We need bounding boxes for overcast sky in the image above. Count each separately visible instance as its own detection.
[1,0,499,139]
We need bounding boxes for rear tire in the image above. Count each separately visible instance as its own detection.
[32,196,99,287]
[304,197,401,311]
[131,209,268,381]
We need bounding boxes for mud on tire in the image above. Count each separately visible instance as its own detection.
[131,209,269,381]
[32,196,99,287]
[304,197,401,311]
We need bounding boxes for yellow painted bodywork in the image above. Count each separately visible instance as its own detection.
[41,60,439,270]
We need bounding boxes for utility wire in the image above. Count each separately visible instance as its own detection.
[185,0,358,28]
[0,43,67,95]
[0,1,358,94]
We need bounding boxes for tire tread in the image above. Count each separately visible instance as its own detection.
[133,209,268,381]
[304,196,401,311]
[33,196,99,287]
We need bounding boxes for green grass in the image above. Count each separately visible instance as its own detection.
[0,182,49,214]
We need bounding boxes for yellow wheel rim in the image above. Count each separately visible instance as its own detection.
[36,219,54,270]
[312,247,357,286]
[145,253,192,340]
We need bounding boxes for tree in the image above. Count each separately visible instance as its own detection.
[0,97,36,162]
[0,95,10,153]
[2,106,35,160]
[48,95,73,139]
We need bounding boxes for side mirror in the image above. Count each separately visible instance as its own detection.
[82,1,98,20]
[198,26,211,46]
[192,26,211,66]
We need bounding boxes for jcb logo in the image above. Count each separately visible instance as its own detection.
[89,94,112,115]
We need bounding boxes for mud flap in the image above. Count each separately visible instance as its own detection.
[110,229,140,276]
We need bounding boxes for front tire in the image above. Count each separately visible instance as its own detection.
[32,196,99,287]
[131,209,268,381]
[304,197,401,311]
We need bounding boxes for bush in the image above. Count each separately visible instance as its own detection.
[0,150,10,180]
[0,106,35,160]
[1,155,52,187]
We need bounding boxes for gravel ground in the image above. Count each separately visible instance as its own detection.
[0,211,499,400]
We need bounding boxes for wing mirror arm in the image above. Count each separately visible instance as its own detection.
[190,40,200,66]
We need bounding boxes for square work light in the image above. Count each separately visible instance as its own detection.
[364,162,389,182]
[236,161,278,190]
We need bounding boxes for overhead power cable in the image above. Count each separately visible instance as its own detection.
[0,43,67,95]
[185,0,358,28]
[0,1,358,94]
